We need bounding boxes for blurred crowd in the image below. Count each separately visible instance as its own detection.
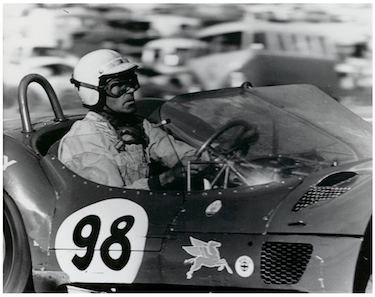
[3,3,372,117]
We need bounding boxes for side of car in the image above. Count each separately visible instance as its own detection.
[3,74,372,293]
[4,129,372,293]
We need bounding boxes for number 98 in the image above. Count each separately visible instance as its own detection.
[72,215,134,271]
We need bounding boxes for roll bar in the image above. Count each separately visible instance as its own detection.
[18,73,67,133]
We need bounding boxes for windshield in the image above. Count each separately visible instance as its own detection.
[160,85,371,164]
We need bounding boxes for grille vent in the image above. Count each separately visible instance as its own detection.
[292,186,350,211]
[261,242,313,285]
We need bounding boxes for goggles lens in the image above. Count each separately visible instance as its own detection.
[104,75,139,98]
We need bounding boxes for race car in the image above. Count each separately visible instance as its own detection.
[3,74,372,293]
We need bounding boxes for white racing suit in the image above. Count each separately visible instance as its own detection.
[58,111,196,190]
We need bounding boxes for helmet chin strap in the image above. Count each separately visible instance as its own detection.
[102,105,118,116]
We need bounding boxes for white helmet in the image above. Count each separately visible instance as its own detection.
[71,49,138,108]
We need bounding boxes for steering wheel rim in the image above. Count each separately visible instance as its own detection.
[196,119,258,158]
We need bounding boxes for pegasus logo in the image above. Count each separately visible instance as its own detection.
[183,236,233,279]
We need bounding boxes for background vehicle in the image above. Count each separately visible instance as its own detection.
[73,11,160,61]
[4,38,79,65]
[141,38,208,73]
[3,40,80,111]
[136,67,202,100]
[3,74,371,293]
[4,56,81,111]
[146,15,202,38]
[137,38,206,98]
[24,6,100,50]
[190,21,341,98]
[150,3,245,27]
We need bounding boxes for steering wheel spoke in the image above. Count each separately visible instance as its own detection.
[196,119,258,158]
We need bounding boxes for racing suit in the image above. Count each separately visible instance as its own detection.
[58,111,196,190]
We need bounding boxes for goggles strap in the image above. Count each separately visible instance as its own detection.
[70,76,101,92]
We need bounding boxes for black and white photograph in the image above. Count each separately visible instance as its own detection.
[3,2,372,293]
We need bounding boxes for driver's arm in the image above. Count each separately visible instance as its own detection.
[143,119,197,168]
[143,119,208,189]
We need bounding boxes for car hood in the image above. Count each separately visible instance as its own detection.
[160,84,372,164]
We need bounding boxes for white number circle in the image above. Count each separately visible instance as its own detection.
[55,199,148,283]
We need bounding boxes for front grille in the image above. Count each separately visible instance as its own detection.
[292,186,350,211]
[261,242,313,285]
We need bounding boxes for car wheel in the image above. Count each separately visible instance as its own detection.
[353,219,372,293]
[3,192,33,293]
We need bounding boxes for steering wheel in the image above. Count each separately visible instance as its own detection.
[189,120,258,190]
[196,119,258,158]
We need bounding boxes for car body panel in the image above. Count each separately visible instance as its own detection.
[3,135,56,252]
[170,176,303,234]
[267,161,372,235]
[153,233,362,293]
[40,154,183,271]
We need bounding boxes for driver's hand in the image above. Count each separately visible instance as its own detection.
[158,155,207,187]
[180,155,208,174]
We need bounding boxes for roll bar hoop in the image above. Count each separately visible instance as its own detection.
[18,73,67,133]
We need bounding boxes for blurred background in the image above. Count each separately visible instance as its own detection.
[3,3,372,122]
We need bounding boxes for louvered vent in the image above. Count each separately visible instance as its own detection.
[292,171,356,211]
[261,242,313,285]
[292,185,350,211]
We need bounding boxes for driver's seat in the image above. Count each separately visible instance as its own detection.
[30,118,77,156]
[47,139,61,157]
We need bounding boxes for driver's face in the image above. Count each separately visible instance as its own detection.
[105,88,137,114]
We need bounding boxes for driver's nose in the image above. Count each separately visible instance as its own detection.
[126,84,140,94]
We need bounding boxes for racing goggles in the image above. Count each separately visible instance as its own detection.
[102,74,140,98]
[70,73,139,98]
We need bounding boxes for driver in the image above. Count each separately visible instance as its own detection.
[58,49,206,190]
